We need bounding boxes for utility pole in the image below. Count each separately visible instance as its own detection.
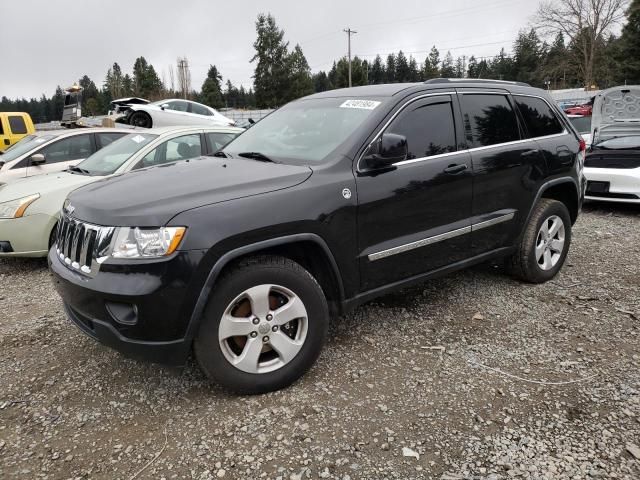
[343,28,357,87]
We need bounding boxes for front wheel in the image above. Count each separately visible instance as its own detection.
[507,198,572,283]
[129,111,152,128]
[194,256,329,394]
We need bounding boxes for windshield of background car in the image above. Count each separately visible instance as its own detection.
[1,134,58,162]
[594,135,640,150]
[77,133,158,175]
[223,97,384,163]
[569,116,591,134]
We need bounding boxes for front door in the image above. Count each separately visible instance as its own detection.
[356,94,473,291]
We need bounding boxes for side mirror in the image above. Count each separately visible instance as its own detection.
[160,103,169,110]
[30,153,46,165]
[362,133,408,169]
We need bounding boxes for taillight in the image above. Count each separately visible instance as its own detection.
[579,139,586,152]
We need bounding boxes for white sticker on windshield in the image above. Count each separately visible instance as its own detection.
[131,134,146,144]
[340,99,381,110]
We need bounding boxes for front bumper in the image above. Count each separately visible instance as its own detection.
[49,247,206,366]
[0,214,57,257]
[584,166,640,203]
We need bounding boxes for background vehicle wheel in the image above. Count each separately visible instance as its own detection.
[507,198,572,283]
[129,111,152,128]
[194,255,329,394]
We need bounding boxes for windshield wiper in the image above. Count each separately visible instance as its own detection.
[237,151,278,163]
[67,166,91,175]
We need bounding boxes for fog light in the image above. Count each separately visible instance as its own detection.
[105,301,138,326]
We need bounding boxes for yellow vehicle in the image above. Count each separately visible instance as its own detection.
[0,112,35,152]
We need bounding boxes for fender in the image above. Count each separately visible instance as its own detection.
[183,233,344,343]
[522,176,579,230]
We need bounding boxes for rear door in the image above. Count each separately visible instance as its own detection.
[512,94,579,177]
[356,93,473,291]
[458,90,547,254]
[157,101,195,126]
[26,133,95,177]
[6,115,30,149]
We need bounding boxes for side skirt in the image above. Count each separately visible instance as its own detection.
[341,246,515,314]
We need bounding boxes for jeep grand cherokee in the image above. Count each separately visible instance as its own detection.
[49,79,586,394]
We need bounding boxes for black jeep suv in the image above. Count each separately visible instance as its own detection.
[50,79,586,393]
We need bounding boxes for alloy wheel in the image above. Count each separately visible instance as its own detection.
[535,215,565,271]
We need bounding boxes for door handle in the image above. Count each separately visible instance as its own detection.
[557,146,573,164]
[444,163,468,174]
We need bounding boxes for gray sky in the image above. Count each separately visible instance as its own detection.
[1,0,540,99]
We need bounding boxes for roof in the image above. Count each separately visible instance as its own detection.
[304,79,545,100]
[146,125,245,136]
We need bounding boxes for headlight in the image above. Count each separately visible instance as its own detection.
[111,226,186,259]
[0,194,40,219]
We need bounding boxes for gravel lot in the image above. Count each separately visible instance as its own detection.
[1,202,639,480]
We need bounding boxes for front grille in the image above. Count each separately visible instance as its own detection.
[585,155,640,169]
[55,213,116,276]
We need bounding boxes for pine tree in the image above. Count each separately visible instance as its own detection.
[617,0,640,83]
[395,51,410,82]
[440,51,456,77]
[132,57,163,99]
[385,54,397,82]
[467,56,479,78]
[251,14,291,108]
[286,44,314,101]
[423,47,440,79]
[370,55,386,84]
[200,65,225,109]
[312,71,332,92]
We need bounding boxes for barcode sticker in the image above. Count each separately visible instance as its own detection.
[131,135,146,143]
[340,100,381,110]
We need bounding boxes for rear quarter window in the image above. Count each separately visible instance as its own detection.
[514,96,564,138]
[8,116,28,134]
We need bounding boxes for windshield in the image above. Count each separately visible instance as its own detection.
[1,134,58,162]
[224,97,384,163]
[594,135,640,150]
[569,116,591,134]
[77,133,158,175]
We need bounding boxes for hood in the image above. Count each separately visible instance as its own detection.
[68,156,313,226]
[111,97,149,107]
[592,86,640,144]
[0,170,96,204]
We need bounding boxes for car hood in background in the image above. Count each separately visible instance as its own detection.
[592,86,640,144]
[68,156,313,226]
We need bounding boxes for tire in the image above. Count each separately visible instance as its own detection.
[194,255,329,394]
[507,198,572,283]
[129,111,152,128]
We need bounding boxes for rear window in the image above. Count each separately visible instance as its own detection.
[568,116,591,134]
[8,116,27,135]
[460,94,521,148]
[515,96,564,138]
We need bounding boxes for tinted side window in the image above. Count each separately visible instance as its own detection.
[515,96,564,138]
[96,132,127,149]
[8,116,27,134]
[40,135,93,163]
[192,103,212,116]
[461,94,520,148]
[386,98,457,159]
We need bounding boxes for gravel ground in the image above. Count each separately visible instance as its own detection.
[1,202,639,480]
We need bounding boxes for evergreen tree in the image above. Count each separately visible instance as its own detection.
[369,55,386,84]
[440,51,456,77]
[616,0,640,83]
[454,57,466,78]
[408,56,421,82]
[512,29,545,86]
[423,47,440,79]
[312,71,332,92]
[132,57,163,99]
[285,44,314,101]
[385,54,397,82]
[200,65,225,109]
[251,14,291,108]
[467,56,479,78]
[395,51,410,82]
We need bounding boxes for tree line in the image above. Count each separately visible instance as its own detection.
[2,0,639,122]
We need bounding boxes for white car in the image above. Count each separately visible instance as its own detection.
[584,86,640,204]
[0,128,131,186]
[125,99,235,129]
[0,125,243,257]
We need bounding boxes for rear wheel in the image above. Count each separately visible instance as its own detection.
[194,256,329,394]
[507,198,572,283]
[129,111,152,128]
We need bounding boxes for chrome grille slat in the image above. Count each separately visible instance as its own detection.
[55,212,114,277]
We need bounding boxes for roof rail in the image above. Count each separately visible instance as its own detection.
[424,78,531,87]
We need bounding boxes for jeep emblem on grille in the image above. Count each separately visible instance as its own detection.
[64,203,75,215]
